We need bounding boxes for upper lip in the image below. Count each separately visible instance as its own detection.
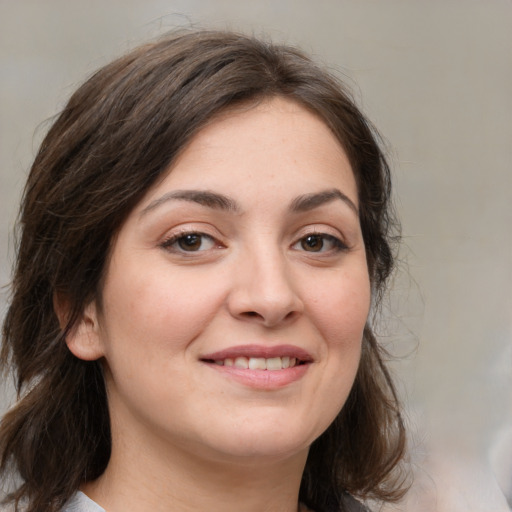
[201,344,314,362]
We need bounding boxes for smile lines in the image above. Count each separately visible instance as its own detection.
[213,356,297,370]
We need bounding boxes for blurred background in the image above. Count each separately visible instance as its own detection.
[1,1,511,510]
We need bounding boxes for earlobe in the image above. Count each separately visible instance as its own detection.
[53,294,105,361]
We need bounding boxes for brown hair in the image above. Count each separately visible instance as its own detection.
[1,30,406,512]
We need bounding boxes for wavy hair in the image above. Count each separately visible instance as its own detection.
[1,30,406,512]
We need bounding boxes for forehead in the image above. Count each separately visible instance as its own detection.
[138,97,358,211]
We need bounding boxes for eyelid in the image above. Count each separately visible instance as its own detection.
[292,233,348,252]
[294,224,347,242]
[159,225,226,255]
[161,232,213,251]
[290,225,350,254]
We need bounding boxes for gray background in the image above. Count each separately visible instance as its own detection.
[1,1,511,510]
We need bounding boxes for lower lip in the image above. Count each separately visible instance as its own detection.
[204,362,310,389]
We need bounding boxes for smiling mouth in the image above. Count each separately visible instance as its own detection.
[200,345,312,388]
[200,345,313,371]
[205,356,301,370]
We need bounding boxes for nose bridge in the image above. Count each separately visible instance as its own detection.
[229,236,303,326]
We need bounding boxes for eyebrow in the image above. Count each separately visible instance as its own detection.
[289,189,359,215]
[140,190,241,216]
[140,187,358,217]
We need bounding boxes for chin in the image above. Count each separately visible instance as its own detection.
[199,417,324,463]
[210,438,310,465]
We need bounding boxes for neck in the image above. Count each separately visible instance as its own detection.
[82,428,309,512]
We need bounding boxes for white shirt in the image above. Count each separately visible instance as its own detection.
[62,492,105,512]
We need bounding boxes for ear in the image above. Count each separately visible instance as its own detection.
[53,294,105,361]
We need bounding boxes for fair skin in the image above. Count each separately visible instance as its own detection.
[67,97,371,512]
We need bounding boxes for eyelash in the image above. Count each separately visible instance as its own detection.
[291,233,348,254]
[160,230,348,255]
[160,231,220,253]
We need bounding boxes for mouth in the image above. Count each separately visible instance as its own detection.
[205,355,302,370]
[201,344,313,368]
[200,345,313,388]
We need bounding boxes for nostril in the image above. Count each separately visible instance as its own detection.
[239,309,298,325]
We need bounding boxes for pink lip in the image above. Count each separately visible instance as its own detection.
[201,344,313,362]
[200,344,313,390]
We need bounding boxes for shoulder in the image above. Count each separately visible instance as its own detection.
[60,492,105,512]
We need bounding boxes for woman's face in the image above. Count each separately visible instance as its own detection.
[73,97,370,465]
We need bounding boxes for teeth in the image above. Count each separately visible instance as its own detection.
[213,356,299,370]
[248,357,266,370]
[266,357,282,371]
[234,356,249,368]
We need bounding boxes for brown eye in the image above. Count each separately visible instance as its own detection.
[293,233,347,254]
[162,232,217,253]
[178,234,202,251]
[301,235,324,252]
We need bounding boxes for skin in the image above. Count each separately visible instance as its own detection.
[67,97,371,512]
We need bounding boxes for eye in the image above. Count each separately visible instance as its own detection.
[161,232,218,253]
[293,233,347,253]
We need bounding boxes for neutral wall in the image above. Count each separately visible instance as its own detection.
[1,1,511,510]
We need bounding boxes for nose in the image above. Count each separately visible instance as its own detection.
[226,247,304,328]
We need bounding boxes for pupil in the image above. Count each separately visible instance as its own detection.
[179,234,201,251]
[302,235,323,251]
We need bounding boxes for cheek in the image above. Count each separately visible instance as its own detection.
[97,259,229,417]
[99,258,226,359]
[309,267,371,347]
[298,267,370,436]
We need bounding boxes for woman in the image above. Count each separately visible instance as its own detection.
[0,30,406,512]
